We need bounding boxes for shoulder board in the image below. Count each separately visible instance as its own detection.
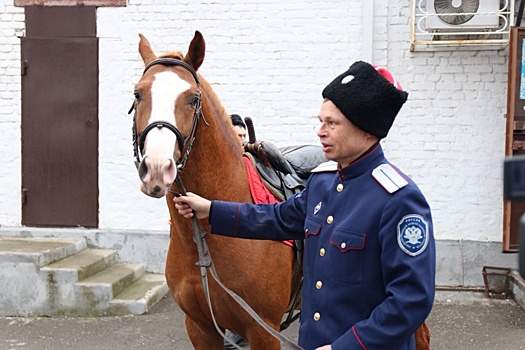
[372,164,408,194]
[311,161,338,173]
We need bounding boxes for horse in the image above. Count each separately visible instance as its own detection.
[131,31,431,350]
[132,31,295,350]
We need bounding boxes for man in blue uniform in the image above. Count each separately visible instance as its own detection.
[174,61,436,350]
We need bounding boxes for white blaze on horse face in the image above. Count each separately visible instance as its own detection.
[141,71,191,197]
[148,71,191,154]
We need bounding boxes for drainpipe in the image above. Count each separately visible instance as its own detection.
[363,0,374,63]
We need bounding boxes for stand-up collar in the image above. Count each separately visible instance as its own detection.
[337,143,384,181]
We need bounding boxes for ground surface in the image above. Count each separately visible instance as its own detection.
[1,291,524,350]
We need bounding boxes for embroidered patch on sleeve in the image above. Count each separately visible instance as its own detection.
[397,214,429,256]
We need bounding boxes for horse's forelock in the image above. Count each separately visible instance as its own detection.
[159,51,184,60]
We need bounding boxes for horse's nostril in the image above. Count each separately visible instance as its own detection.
[138,159,148,181]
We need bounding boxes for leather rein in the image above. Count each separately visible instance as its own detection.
[129,58,303,350]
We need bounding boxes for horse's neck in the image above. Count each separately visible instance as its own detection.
[175,115,250,203]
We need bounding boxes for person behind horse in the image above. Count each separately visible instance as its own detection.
[223,113,249,349]
[230,114,247,143]
[174,61,436,350]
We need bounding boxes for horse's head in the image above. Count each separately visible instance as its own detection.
[132,31,205,198]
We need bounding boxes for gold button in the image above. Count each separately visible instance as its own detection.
[313,312,321,321]
[337,184,343,192]
[319,248,325,256]
[316,281,323,289]
[341,242,347,249]
[327,216,333,224]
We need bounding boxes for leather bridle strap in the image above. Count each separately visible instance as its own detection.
[173,177,304,350]
[139,121,185,158]
[130,58,204,170]
[143,58,201,85]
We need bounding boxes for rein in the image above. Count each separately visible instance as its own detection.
[173,177,303,350]
[131,58,303,349]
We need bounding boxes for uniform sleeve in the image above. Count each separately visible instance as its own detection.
[332,187,436,350]
[209,190,308,241]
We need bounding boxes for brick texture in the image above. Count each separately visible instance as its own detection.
[0,1,514,244]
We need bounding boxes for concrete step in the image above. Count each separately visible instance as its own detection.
[77,263,145,300]
[41,248,117,281]
[0,237,168,317]
[109,274,169,315]
[0,237,86,266]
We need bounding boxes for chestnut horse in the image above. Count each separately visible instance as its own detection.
[132,31,430,350]
[133,31,295,349]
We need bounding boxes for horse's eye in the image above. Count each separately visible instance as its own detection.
[134,91,142,100]
[189,95,199,107]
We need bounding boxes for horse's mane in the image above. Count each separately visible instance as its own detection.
[159,51,184,60]
[198,75,243,155]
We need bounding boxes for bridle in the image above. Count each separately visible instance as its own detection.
[128,58,205,171]
[128,58,303,350]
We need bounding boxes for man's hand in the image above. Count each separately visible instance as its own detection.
[316,346,332,350]
[173,192,211,220]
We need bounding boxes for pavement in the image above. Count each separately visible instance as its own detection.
[1,291,525,350]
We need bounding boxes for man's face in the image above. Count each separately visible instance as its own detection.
[233,125,247,142]
[317,100,374,168]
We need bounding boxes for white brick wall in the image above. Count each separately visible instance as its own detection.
[0,1,514,243]
[0,2,24,226]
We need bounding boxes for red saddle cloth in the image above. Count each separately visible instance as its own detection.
[242,155,294,248]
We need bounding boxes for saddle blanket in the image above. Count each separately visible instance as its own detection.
[243,155,294,248]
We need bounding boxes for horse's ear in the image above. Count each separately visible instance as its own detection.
[138,33,157,65]
[184,30,205,71]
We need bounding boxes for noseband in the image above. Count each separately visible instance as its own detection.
[128,58,204,170]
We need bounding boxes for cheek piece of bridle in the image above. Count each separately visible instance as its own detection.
[128,58,303,350]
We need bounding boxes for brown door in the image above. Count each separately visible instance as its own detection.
[21,7,98,228]
[504,26,525,251]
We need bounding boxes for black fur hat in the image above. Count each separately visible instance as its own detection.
[322,61,408,138]
[230,114,246,129]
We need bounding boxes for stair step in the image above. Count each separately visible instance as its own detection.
[0,236,168,317]
[41,248,117,281]
[0,237,86,266]
[77,263,145,298]
[109,274,169,315]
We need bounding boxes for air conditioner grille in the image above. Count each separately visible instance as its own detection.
[434,0,480,25]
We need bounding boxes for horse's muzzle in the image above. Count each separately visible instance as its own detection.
[138,156,177,198]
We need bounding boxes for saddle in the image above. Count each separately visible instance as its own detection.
[243,141,327,201]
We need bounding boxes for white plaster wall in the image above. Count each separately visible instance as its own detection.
[0,1,514,243]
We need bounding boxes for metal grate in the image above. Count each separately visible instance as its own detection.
[482,266,512,299]
[410,0,514,51]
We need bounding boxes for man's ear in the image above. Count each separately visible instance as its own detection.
[365,132,379,142]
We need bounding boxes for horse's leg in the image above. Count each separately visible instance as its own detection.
[243,324,281,350]
[415,321,430,350]
[185,316,224,350]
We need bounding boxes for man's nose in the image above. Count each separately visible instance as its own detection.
[316,125,325,138]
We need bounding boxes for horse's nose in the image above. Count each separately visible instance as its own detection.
[138,157,149,182]
[162,158,177,186]
[138,156,177,192]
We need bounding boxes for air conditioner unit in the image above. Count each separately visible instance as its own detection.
[425,0,500,30]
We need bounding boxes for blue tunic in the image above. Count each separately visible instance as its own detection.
[210,144,436,350]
